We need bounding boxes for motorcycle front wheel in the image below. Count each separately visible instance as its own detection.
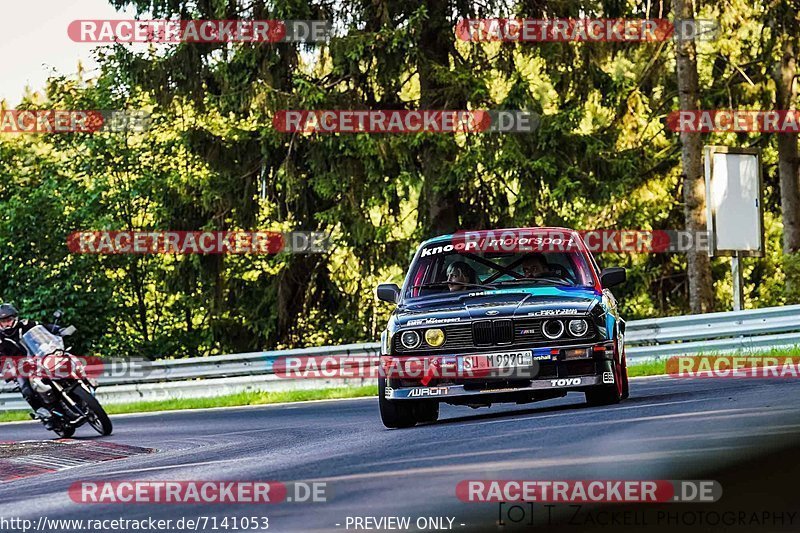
[71,386,113,436]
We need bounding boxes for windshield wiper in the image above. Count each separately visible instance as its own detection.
[411,281,496,291]
[494,277,574,286]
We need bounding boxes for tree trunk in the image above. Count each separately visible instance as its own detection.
[773,36,800,254]
[674,0,714,313]
[418,0,461,237]
[276,254,320,346]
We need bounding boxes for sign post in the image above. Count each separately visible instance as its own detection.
[703,146,764,311]
[731,252,744,311]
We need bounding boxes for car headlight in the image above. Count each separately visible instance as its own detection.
[568,319,588,337]
[542,319,564,340]
[400,330,421,349]
[424,328,445,347]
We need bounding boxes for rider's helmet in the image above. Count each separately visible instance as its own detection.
[0,303,19,335]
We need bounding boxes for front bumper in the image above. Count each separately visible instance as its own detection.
[383,342,617,400]
[385,372,612,400]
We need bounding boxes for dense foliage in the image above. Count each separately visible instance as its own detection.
[0,0,798,359]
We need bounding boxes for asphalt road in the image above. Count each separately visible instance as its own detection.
[1,375,800,532]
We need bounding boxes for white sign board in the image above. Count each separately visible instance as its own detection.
[704,147,763,256]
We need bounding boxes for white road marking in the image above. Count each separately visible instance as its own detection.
[357,447,540,468]
[294,445,752,484]
[100,458,243,476]
[465,406,796,428]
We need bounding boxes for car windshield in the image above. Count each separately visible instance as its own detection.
[403,244,596,300]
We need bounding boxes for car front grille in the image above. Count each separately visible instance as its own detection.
[392,317,596,354]
[473,321,494,346]
[494,319,513,344]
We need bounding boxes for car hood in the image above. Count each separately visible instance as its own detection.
[393,286,602,327]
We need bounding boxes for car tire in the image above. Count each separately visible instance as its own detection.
[379,378,418,428]
[621,356,630,400]
[585,360,624,406]
[414,401,440,424]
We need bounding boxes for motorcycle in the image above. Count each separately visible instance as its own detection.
[17,311,112,437]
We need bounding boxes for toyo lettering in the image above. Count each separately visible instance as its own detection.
[550,378,582,387]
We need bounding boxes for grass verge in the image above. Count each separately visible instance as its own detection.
[628,359,667,377]
[0,385,378,424]
[626,346,800,377]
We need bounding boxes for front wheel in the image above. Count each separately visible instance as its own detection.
[378,379,441,427]
[71,386,113,435]
[620,352,630,400]
[379,378,419,428]
[585,360,625,407]
[415,401,439,424]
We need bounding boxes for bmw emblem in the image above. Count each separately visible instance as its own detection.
[486,310,499,316]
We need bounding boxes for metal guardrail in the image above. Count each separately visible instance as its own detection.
[2,305,800,411]
[626,303,800,359]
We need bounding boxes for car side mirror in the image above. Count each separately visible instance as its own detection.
[376,283,401,304]
[600,267,626,289]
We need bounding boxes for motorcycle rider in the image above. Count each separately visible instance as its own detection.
[0,303,61,428]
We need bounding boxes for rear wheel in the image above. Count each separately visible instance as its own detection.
[71,386,113,435]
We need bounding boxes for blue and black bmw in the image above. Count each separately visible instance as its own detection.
[375,227,629,428]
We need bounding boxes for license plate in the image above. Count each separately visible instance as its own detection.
[463,351,533,370]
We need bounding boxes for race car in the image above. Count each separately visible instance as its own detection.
[375,227,629,428]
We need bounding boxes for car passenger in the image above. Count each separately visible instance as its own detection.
[521,253,550,278]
